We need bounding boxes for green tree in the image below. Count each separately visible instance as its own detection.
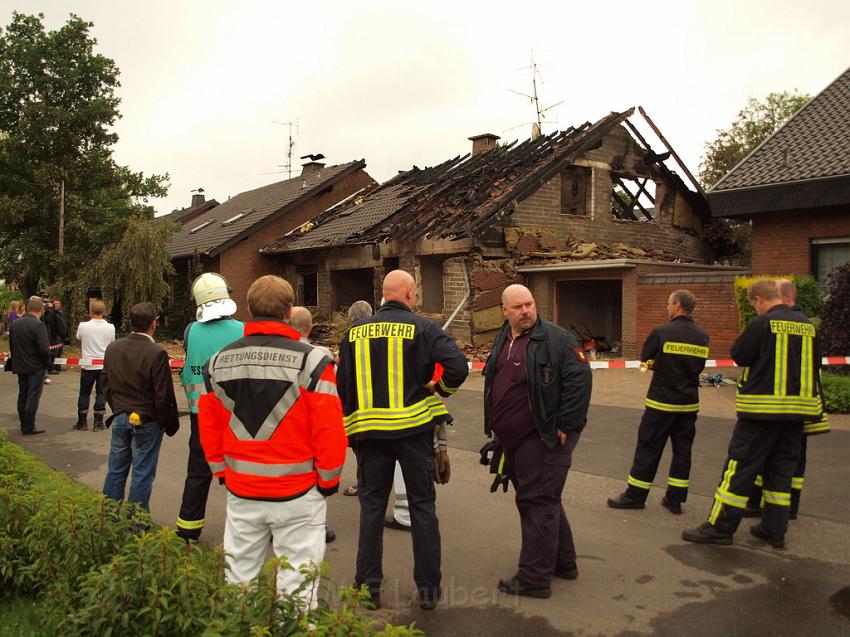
[0,12,168,296]
[699,90,811,264]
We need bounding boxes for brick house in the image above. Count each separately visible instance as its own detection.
[708,65,850,283]
[263,109,743,358]
[166,160,375,322]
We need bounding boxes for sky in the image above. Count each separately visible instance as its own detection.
[3,0,849,216]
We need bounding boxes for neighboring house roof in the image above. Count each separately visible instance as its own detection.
[167,161,367,258]
[157,200,219,225]
[709,65,850,217]
[265,108,703,254]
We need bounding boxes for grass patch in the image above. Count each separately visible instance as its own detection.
[0,597,50,637]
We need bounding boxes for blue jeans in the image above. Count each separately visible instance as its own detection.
[77,369,105,414]
[102,413,164,510]
[17,372,45,433]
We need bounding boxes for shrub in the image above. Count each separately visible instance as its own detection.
[822,371,850,413]
[820,262,850,356]
[734,274,821,330]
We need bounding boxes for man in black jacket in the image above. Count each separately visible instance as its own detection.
[484,284,592,599]
[9,296,51,435]
[44,298,68,374]
[102,302,180,511]
[607,290,709,514]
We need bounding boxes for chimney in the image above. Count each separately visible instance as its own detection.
[190,188,205,208]
[468,133,500,156]
[301,161,325,176]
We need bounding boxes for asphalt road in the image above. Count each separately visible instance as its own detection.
[2,368,849,636]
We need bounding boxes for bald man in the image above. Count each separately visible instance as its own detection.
[484,284,592,599]
[337,270,468,610]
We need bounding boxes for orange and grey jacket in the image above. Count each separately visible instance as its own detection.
[198,318,347,500]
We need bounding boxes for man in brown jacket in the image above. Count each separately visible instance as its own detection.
[102,302,180,510]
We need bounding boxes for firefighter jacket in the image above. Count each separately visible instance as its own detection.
[641,315,709,413]
[732,304,823,423]
[484,318,592,449]
[336,300,469,442]
[180,318,243,414]
[198,318,347,501]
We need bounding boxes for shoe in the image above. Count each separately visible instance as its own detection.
[418,587,441,610]
[661,496,682,515]
[384,516,411,531]
[361,590,380,610]
[343,485,358,496]
[49,370,59,375]
[740,507,762,518]
[681,522,733,545]
[554,562,578,580]
[750,524,785,548]
[74,413,89,431]
[607,492,645,509]
[93,413,105,431]
[498,576,551,598]
[22,428,45,436]
[44,377,53,384]
[325,524,336,543]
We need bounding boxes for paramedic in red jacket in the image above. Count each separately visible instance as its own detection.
[199,275,347,608]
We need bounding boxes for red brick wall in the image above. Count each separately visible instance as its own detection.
[751,205,850,275]
[218,170,375,321]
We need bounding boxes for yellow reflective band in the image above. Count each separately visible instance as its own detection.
[774,333,788,396]
[791,477,804,490]
[800,335,813,397]
[754,474,763,487]
[803,419,831,435]
[349,322,416,341]
[715,488,748,507]
[355,339,373,410]
[344,396,449,436]
[645,398,699,413]
[762,490,791,506]
[497,453,506,474]
[437,378,458,395]
[662,342,709,358]
[709,459,738,524]
[176,517,205,530]
[667,477,689,488]
[769,320,816,337]
[627,475,652,490]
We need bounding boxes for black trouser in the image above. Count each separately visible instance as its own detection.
[708,419,803,538]
[354,429,439,597]
[77,369,106,415]
[624,409,696,505]
[50,345,63,372]
[176,413,212,540]
[17,372,45,433]
[747,434,807,516]
[508,432,581,588]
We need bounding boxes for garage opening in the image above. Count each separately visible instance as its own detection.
[331,268,375,311]
[419,255,448,313]
[556,280,622,354]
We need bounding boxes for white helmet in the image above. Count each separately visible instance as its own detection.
[192,273,237,322]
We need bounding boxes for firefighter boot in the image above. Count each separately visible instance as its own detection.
[92,412,105,431]
[74,411,89,431]
[789,490,801,520]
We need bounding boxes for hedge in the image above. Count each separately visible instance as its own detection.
[734,275,822,330]
[0,431,421,636]
[823,371,850,414]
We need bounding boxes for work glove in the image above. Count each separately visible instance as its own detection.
[478,439,512,494]
[433,422,451,484]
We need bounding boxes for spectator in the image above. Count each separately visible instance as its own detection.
[102,302,180,511]
[44,298,69,374]
[9,296,51,435]
[5,300,22,334]
[75,299,116,431]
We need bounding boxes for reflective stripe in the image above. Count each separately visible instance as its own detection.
[388,336,404,410]
[803,418,830,435]
[762,490,791,506]
[736,393,821,415]
[313,379,339,397]
[645,398,699,413]
[317,465,343,482]
[754,474,763,487]
[662,342,709,358]
[628,475,652,490]
[437,378,458,395]
[800,334,813,397]
[774,333,788,396]
[355,339,373,410]
[709,459,740,524]
[209,461,226,474]
[224,456,315,478]
[791,477,804,490]
[176,517,205,530]
[667,477,689,488]
[497,453,506,474]
[344,397,449,436]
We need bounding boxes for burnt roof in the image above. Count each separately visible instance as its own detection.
[709,65,850,216]
[266,108,701,253]
[167,161,366,258]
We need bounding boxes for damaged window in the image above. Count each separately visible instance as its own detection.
[296,265,318,306]
[560,166,590,216]
[611,174,655,222]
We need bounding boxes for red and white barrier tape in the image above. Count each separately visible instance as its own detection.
[3,355,850,371]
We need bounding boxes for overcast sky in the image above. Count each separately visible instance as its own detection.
[4,1,849,215]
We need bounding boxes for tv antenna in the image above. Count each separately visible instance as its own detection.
[507,52,563,139]
[271,118,301,178]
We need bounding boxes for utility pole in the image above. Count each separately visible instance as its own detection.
[58,179,65,257]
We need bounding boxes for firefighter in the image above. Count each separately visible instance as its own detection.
[683,279,823,548]
[742,278,830,520]
[336,270,468,611]
[175,273,243,541]
[607,289,709,514]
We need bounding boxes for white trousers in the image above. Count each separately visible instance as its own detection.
[224,488,327,609]
[392,460,411,526]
